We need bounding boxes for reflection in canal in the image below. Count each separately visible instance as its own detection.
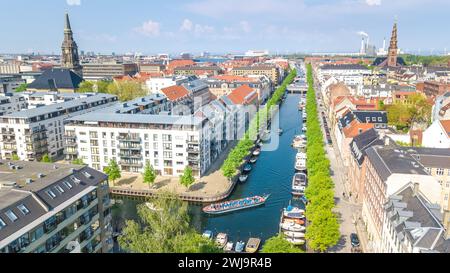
[112,94,304,249]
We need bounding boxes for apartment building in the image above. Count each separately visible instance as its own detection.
[0,94,118,161]
[146,76,188,94]
[0,75,25,94]
[318,64,370,87]
[0,94,28,116]
[361,145,442,252]
[422,120,450,148]
[82,62,138,81]
[174,66,222,77]
[381,183,450,253]
[0,161,113,253]
[232,65,280,85]
[139,63,165,74]
[422,81,450,98]
[205,75,271,103]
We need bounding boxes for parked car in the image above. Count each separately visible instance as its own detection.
[350,233,360,247]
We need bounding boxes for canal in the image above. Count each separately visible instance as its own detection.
[112,93,304,248]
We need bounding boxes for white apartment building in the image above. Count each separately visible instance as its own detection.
[318,64,370,87]
[0,94,28,116]
[146,76,188,94]
[0,94,118,161]
[422,120,450,149]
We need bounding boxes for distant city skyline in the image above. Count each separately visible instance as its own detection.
[1,0,450,55]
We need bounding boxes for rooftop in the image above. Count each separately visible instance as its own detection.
[27,68,82,90]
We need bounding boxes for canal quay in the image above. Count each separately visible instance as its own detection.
[112,93,305,247]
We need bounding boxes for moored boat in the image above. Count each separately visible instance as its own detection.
[249,156,258,164]
[280,222,306,232]
[252,148,261,156]
[284,206,305,219]
[202,230,213,239]
[245,238,261,253]
[203,194,270,215]
[292,172,307,196]
[215,233,228,248]
[224,242,234,252]
[243,163,252,172]
[239,174,249,183]
[302,126,307,133]
[295,159,307,172]
[296,152,307,161]
[286,238,306,246]
[235,241,246,253]
[277,128,283,136]
[284,231,305,239]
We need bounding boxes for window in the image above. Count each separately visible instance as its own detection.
[378,117,382,122]
[54,185,65,194]
[46,190,57,199]
[63,181,73,189]
[5,210,18,222]
[17,204,30,215]
[437,168,444,176]
[0,218,6,229]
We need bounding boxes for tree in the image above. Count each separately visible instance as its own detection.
[15,83,28,92]
[118,191,222,253]
[40,154,52,163]
[77,81,94,93]
[11,154,20,161]
[305,209,340,252]
[107,80,147,101]
[143,162,157,189]
[105,159,121,186]
[180,166,195,189]
[71,158,85,165]
[261,235,304,253]
[96,80,111,93]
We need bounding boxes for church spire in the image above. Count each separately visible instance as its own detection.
[387,21,398,67]
[61,12,82,76]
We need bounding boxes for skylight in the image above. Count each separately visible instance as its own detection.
[17,204,30,215]
[5,210,18,222]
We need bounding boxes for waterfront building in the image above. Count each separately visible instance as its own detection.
[0,94,118,161]
[361,145,442,252]
[0,161,113,253]
[205,75,271,103]
[231,65,280,85]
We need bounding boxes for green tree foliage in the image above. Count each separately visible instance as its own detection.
[118,192,222,253]
[104,159,121,185]
[77,81,94,93]
[96,80,111,93]
[220,69,297,179]
[386,93,432,131]
[180,166,195,189]
[107,80,147,101]
[71,158,85,165]
[40,154,52,163]
[11,154,20,160]
[15,83,28,92]
[304,64,340,252]
[402,54,450,67]
[143,161,157,188]
[261,235,304,253]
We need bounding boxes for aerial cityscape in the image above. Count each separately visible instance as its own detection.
[1,0,450,259]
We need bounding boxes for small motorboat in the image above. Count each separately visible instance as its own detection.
[245,238,261,253]
[224,242,234,252]
[277,129,283,136]
[284,217,306,226]
[284,206,305,219]
[280,222,306,232]
[296,152,307,161]
[252,148,261,156]
[292,172,307,196]
[295,159,307,172]
[249,156,258,164]
[235,241,246,253]
[202,230,213,240]
[215,233,228,248]
[243,163,252,173]
[302,126,307,133]
[300,134,306,140]
[300,195,308,204]
[286,238,306,246]
[284,231,305,239]
[239,174,249,183]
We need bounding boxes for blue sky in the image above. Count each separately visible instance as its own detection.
[1,0,450,55]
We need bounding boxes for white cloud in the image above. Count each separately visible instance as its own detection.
[180,19,193,31]
[194,24,215,35]
[366,0,381,6]
[134,20,161,37]
[66,0,81,6]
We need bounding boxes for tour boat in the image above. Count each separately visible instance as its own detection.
[286,238,306,246]
[224,242,234,252]
[280,222,306,232]
[292,172,307,196]
[245,238,261,253]
[252,148,261,156]
[202,230,213,239]
[202,194,270,215]
[284,206,305,219]
[243,163,252,173]
[215,233,228,248]
[239,174,249,183]
[249,156,258,164]
[295,159,307,172]
[284,231,305,239]
[235,241,246,253]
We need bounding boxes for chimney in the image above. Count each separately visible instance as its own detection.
[413,182,420,197]
[443,210,450,240]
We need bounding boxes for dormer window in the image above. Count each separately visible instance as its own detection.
[17,204,30,215]
[5,210,18,222]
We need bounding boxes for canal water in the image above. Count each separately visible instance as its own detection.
[112,94,303,248]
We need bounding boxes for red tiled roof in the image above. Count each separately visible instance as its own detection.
[161,85,190,101]
[439,120,450,138]
[227,85,258,105]
[343,120,375,138]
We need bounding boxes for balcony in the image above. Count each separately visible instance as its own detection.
[187,147,200,153]
[65,141,77,147]
[64,149,78,155]
[119,145,141,150]
[118,135,141,142]
[0,130,15,136]
[188,165,200,171]
[119,153,143,159]
[187,139,199,144]
[119,161,143,168]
